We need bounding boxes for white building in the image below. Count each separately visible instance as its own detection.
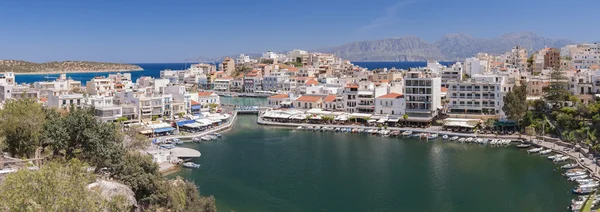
[404,71,442,124]
[237,54,251,64]
[88,95,123,122]
[447,74,507,119]
[86,77,115,96]
[465,57,488,76]
[262,72,289,92]
[213,77,233,92]
[440,62,463,87]
[375,93,405,116]
[46,94,86,110]
[194,91,220,105]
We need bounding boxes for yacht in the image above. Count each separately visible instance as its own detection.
[450,136,459,141]
[561,164,579,169]
[442,135,449,140]
[427,134,438,140]
[554,156,571,163]
[548,154,563,160]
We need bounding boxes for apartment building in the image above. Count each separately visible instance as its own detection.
[263,72,289,92]
[293,95,323,109]
[403,71,442,123]
[375,92,405,116]
[447,74,506,120]
[46,94,86,110]
[213,77,233,92]
[440,62,463,87]
[86,77,115,96]
[88,95,123,122]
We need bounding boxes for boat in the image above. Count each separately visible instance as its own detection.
[390,130,400,137]
[561,163,579,169]
[192,137,201,142]
[572,187,597,195]
[428,134,438,140]
[450,136,459,141]
[516,143,531,148]
[527,147,543,154]
[539,149,552,155]
[579,182,600,188]
[182,162,201,168]
[172,138,183,145]
[442,135,449,140]
[296,126,304,131]
[380,130,391,137]
[458,138,466,143]
[570,196,600,211]
[576,179,595,184]
[548,154,563,160]
[200,136,212,141]
[159,144,175,149]
[402,131,412,136]
[569,175,589,181]
[554,156,571,163]
[564,171,587,177]
[211,133,222,138]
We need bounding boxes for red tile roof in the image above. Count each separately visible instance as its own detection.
[191,100,200,105]
[39,97,48,103]
[305,79,319,86]
[441,87,448,92]
[345,83,359,88]
[323,95,336,102]
[198,91,214,97]
[268,94,288,99]
[295,95,322,103]
[377,92,404,99]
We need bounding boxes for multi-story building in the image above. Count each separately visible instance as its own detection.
[213,77,233,92]
[375,93,405,116]
[195,91,220,106]
[86,76,115,96]
[440,62,463,87]
[342,83,358,113]
[0,84,40,103]
[0,72,16,86]
[88,95,123,122]
[236,54,251,64]
[447,74,506,119]
[465,57,489,76]
[243,70,262,93]
[293,95,323,109]
[564,44,600,70]
[262,72,289,92]
[46,94,86,110]
[404,71,442,124]
[219,57,236,76]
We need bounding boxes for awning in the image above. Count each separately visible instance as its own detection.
[495,121,517,127]
[183,123,203,128]
[349,113,371,118]
[367,119,377,123]
[444,121,475,128]
[377,118,388,123]
[191,105,202,110]
[176,120,196,127]
[310,116,322,120]
[387,118,400,122]
[153,127,175,133]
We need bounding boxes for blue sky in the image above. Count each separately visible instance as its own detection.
[0,0,598,63]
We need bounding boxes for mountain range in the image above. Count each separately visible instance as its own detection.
[317,32,575,62]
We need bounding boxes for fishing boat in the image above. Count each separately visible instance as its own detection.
[579,182,600,188]
[561,163,579,169]
[159,144,175,149]
[458,138,466,143]
[516,143,531,148]
[527,147,543,154]
[380,130,391,137]
[428,134,438,140]
[200,136,212,141]
[211,133,222,138]
[182,162,201,168]
[390,130,400,137]
[442,135,449,140]
[296,126,304,131]
[465,137,473,143]
[572,187,597,195]
[192,137,201,142]
[548,154,563,160]
[450,136,459,141]
[569,175,589,181]
[402,131,412,136]
[539,149,552,155]
[554,156,571,163]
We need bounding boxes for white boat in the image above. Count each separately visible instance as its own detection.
[475,138,484,144]
[554,156,571,163]
[182,162,201,168]
[564,171,587,177]
[569,175,589,181]
[465,137,473,143]
[548,154,563,160]
[427,134,438,139]
[527,147,543,153]
[296,126,304,130]
[211,133,222,138]
[450,136,459,141]
[561,163,579,169]
[579,182,600,188]
[539,149,552,155]
[458,138,466,143]
[380,130,391,137]
[442,135,449,140]
[577,178,595,184]
[201,136,212,141]
[402,131,412,136]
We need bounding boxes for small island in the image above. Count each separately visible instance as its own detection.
[0,60,143,74]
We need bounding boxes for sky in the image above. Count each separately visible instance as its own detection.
[1,0,599,63]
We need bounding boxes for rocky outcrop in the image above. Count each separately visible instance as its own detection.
[87,180,138,211]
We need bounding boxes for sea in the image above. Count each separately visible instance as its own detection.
[14,62,455,85]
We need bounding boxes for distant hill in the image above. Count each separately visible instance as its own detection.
[317,32,575,62]
[0,60,143,74]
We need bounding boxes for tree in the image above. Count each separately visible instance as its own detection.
[0,159,121,211]
[110,152,165,206]
[403,114,409,125]
[0,99,46,157]
[502,84,528,122]
[118,125,151,151]
[544,68,570,107]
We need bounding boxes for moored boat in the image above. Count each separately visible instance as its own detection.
[402,131,412,136]
[527,147,543,153]
[428,133,438,140]
[554,156,571,163]
[442,135,449,140]
[561,163,579,169]
[564,171,587,177]
[450,136,458,141]
[569,175,589,181]
[572,187,597,195]
[548,154,563,160]
[516,143,531,148]
[539,149,552,155]
[183,162,201,168]
[201,136,212,141]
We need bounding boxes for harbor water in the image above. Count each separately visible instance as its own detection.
[173,115,574,212]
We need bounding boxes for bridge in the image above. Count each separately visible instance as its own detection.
[234,106,268,114]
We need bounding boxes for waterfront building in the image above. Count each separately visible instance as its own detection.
[213,77,233,92]
[322,94,342,111]
[262,72,289,92]
[569,69,597,104]
[267,93,295,108]
[447,74,506,120]
[244,70,263,93]
[342,83,359,113]
[440,62,463,87]
[374,92,405,116]
[195,91,220,106]
[230,76,244,93]
[403,71,441,125]
[293,95,323,109]
[86,76,115,96]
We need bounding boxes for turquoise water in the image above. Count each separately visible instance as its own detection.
[174,115,575,212]
[220,96,268,106]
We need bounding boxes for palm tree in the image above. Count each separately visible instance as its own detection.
[402,114,409,126]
